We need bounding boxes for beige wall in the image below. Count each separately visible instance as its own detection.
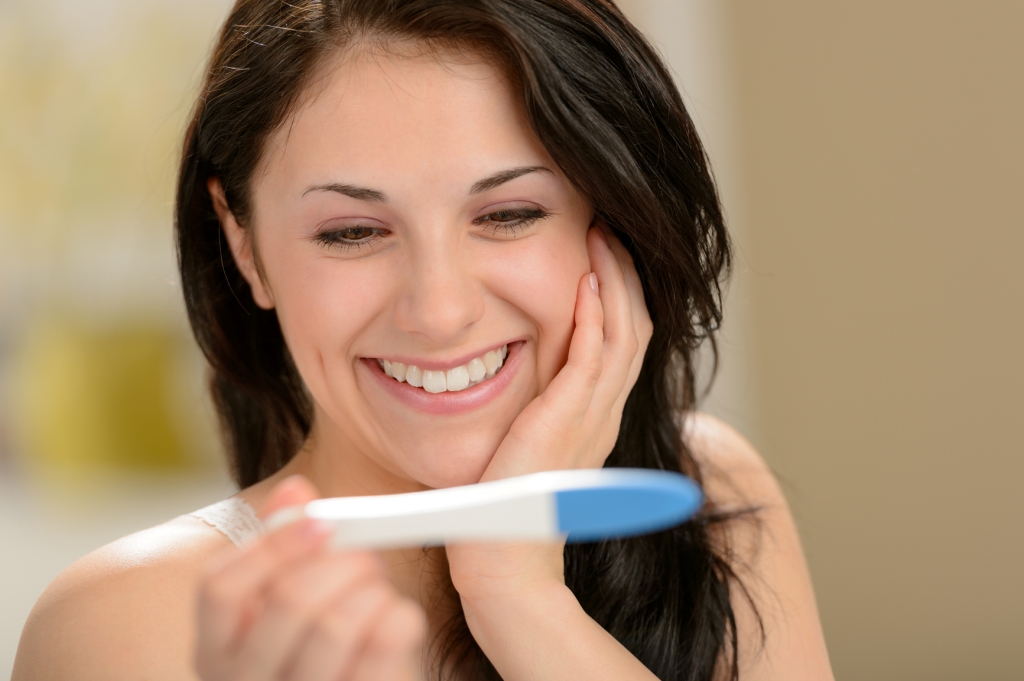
[728,2,1023,679]
[624,1,1023,679]
[614,0,760,444]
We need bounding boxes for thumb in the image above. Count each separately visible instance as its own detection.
[258,474,320,521]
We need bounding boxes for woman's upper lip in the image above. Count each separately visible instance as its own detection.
[365,339,522,373]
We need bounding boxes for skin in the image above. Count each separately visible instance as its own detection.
[12,46,834,681]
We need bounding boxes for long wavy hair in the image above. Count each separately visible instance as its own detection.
[176,1,747,678]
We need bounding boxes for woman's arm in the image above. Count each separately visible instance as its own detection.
[452,545,659,680]
[447,225,659,679]
[463,581,659,680]
[12,518,223,681]
[449,414,834,681]
[14,479,427,681]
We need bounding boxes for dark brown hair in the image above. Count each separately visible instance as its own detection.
[176,1,746,678]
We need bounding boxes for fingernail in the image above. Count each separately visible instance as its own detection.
[264,505,305,532]
[297,518,333,542]
[589,272,599,294]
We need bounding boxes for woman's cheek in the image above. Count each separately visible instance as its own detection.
[269,251,394,402]
[484,233,589,390]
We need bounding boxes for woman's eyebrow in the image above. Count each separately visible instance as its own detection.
[301,167,551,201]
[470,166,552,194]
[302,183,387,202]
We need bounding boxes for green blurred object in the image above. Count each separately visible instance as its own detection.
[16,317,197,476]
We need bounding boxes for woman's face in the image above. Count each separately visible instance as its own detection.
[227,47,592,491]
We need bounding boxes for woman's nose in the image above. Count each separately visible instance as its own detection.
[394,246,485,344]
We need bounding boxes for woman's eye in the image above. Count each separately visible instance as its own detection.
[313,225,387,251]
[475,207,550,237]
[337,226,377,240]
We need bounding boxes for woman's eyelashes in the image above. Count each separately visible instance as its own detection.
[474,206,551,238]
[311,207,551,252]
[313,225,389,252]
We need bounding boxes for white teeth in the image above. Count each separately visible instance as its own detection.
[391,361,407,382]
[446,365,470,391]
[377,344,508,393]
[422,370,447,393]
[482,350,501,376]
[467,357,486,382]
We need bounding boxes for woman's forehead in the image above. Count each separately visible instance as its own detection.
[256,47,549,196]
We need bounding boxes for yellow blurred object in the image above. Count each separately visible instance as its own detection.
[15,317,197,477]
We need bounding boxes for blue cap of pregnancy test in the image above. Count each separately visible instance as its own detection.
[554,469,703,542]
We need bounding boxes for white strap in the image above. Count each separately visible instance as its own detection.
[190,497,265,547]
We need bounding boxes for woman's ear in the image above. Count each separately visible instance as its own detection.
[207,177,275,310]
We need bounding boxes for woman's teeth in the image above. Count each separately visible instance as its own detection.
[377,345,508,394]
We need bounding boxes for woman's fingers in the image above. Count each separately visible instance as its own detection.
[283,579,415,681]
[559,266,606,397]
[527,262,605,421]
[598,226,653,415]
[197,476,326,658]
[238,552,384,680]
[584,226,652,450]
[259,475,321,519]
[196,474,426,681]
[197,515,332,656]
[348,598,426,681]
[199,541,423,681]
[589,227,638,355]
[600,224,653,356]
[483,224,653,478]
[588,227,641,386]
[483,269,605,481]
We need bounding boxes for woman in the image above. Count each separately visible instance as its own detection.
[13,1,833,679]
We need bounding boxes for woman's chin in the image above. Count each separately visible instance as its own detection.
[390,430,504,489]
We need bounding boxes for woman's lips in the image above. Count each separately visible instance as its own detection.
[361,340,526,415]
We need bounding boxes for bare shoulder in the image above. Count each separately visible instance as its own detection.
[12,514,232,681]
[682,412,781,510]
[682,412,835,681]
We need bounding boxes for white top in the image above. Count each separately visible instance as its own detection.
[189,497,265,547]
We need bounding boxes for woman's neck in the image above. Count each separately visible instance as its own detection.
[286,410,430,497]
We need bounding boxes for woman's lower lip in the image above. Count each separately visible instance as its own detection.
[360,341,525,415]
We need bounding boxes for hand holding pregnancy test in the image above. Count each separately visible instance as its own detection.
[265,468,703,549]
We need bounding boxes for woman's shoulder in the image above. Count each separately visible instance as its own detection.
[12,511,234,681]
[682,411,780,509]
[682,411,835,679]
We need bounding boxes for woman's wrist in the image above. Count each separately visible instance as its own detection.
[459,579,660,681]
[457,578,578,650]
[446,541,565,605]
[455,567,569,613]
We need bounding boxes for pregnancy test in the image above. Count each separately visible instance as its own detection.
[267,469,702,550]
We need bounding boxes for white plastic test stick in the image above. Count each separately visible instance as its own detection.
[265,468,703,550]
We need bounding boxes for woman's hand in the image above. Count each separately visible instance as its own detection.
[194,476,426,681]
[447,225,653,601]
[486,224,653,481]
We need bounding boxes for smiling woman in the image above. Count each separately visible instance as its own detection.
[208,48,596,490]
[13,2,832,680]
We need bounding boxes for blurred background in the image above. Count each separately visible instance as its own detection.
[1,0,1021,678]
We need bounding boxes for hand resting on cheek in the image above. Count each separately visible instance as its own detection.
[479,224,653,484]
[446,224,653,620]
